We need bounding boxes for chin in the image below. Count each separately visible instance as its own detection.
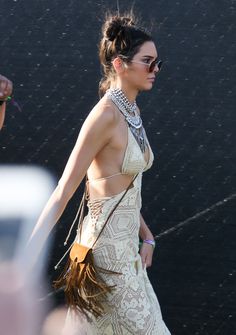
[141,83,154,91]
[136,82,154,93]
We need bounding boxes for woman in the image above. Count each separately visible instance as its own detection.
[0,74,13,130]
[30,12,171,335]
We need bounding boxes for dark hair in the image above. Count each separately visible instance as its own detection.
[98,11,154,97]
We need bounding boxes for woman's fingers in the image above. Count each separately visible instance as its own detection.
[142,255,152,269]
[145,253,152,268]
[140,243,153,269]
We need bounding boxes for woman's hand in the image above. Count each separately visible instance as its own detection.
[139,213,155,269]
[0,75,13,101]
[139,242,154,269]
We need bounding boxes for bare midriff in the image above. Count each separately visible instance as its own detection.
[86,173,135,201]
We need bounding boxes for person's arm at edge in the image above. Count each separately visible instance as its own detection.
[0,102,6,130]
[0,75,13,129]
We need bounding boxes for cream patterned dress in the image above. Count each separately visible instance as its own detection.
[62,124,171,335]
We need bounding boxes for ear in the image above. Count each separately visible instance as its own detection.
[112,57,125,73]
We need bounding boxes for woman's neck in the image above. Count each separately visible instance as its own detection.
[111,81,139,104]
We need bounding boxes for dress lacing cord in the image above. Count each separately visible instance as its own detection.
[87,198,106,221]
[54,176,88,270]
[87,172,124,183]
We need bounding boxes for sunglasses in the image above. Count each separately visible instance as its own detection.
[131,59,163,73]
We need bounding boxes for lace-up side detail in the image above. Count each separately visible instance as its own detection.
[87,198,107,222]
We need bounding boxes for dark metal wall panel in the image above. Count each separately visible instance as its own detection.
[1,1,235,333]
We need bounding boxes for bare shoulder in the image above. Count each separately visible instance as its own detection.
[87,95,120,127]
[78,95,120,146]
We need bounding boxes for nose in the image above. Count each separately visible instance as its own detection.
[153,64,159,74]
[150,60,163,74]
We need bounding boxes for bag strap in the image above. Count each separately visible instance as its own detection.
[54,173,138,269]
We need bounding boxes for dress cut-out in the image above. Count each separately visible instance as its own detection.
[62,123,171,335]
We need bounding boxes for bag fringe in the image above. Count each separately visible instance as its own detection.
[53,250,120,318]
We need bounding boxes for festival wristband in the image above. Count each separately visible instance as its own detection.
[143,239,156,248]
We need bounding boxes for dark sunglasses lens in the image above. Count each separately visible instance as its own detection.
[157,60,163,70]
[149,61,156,72]
[149,60,163,72]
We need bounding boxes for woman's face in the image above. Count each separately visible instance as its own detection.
[123,41,159,91]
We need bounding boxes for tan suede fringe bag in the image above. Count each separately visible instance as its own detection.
[53,173,138,319]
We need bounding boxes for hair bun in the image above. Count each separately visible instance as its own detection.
[104,16,136,41]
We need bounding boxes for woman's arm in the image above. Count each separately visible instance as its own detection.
[27,104,118,251]
[139,213,154,240]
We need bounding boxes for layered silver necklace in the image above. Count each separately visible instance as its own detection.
[106,88,148,153]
